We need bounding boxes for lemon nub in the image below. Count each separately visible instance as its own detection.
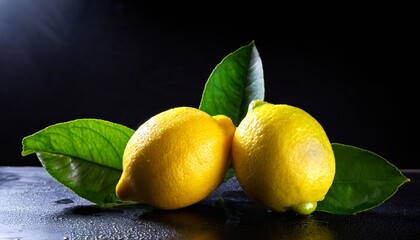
[212,115,235,139]
[291,202,317,215]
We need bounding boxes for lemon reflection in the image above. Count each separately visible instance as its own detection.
[139,203,334,240]
[272,216,334,240]
[140,204,226,240]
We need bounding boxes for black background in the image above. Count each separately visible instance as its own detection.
[0,1,417,168]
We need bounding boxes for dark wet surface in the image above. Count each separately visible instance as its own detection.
[1,167,419,239]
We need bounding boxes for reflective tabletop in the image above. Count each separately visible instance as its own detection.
[1,167,419,239]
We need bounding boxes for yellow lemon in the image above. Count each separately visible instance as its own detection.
[116,107,235,210]
[232,100,335,215]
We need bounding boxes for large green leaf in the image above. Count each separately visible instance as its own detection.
[35,152,124,205]
[317,143,410,214]
[21,119,135,206]
[199,40,264,126]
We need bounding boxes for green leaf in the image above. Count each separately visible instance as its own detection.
[21,119,135,206]
[317,143,410,215]
[35,152,125,205]
[199,40,265,126]
[224,167,236,182]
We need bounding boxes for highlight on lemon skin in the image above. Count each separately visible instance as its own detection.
[232,99,335,215]
[115,106,235,210]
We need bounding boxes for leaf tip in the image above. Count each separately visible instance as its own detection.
[21,136,32,156]
[21,150,31,157]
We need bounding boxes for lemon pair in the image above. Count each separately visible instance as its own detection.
[115,100,335,215]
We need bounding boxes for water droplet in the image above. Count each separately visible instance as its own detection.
[55,198,74,204]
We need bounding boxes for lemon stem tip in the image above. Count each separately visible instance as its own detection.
[291,202,317,215]
[249,99,267,111]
